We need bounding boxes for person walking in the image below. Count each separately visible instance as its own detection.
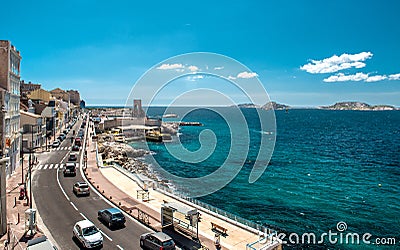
[214,233,221,250]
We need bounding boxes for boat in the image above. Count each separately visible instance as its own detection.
[145,131,162,142]
[114,135,126,143]
[145,130,172,142]
[162,113,178,118]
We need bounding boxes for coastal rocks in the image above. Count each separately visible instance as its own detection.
[98,140,164,184]
[161,122,178,135]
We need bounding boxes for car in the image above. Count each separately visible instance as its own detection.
[73,181,90,196]
[63,129,69,135]
[52,140,60,148]
[73,220,103,249]
[27,236,58,250]
[72,145,80,151]
[75,137,82,146]
[97,208,126,228]
[140,232,176,250]
[58,134,66,141]
[68,153,78,161]
[63,162,76,176]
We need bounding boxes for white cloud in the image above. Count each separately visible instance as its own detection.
[186,75,204,81]
[214,66,224,70]
[323,73,400,83]
[157,63,184,70]
[365,75,387,82]
[389,73,400,80]
[188,65,199,72]
[300,52,373,74]
[237,71,258,79]
[323,73,369,82]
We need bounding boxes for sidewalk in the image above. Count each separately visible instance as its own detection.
[84,123,282,250]
[0,157,44,249]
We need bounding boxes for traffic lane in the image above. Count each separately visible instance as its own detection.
[33,169,115,249]
[59,169,151,249]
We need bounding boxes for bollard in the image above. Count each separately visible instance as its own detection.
[17,213,20,225]
[102,190,104,193]
[110,196,112,200]
[14,197,16,207]
[97,185,99,188]
[118,202,121,206]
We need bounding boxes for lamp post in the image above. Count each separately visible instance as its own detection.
[20,129,24,187]
[28,124,38,209]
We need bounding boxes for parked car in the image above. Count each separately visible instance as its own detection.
[73,220,103,249]
[27,236,58,250]
[73,181,90,196]
[97,208,126,228]
[72,145,80,151]
[63,162,76,176]
[68,153,78,161]
[140,232,175,250]
[52,140,60,148]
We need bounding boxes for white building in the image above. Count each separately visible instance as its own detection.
[0,40,21,176]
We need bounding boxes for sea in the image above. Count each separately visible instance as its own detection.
[129,107,400,249]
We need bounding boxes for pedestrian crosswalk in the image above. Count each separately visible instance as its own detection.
[33,163,80,171]
[50,146,72,151]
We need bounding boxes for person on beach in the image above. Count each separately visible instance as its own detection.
[214,233,221,250]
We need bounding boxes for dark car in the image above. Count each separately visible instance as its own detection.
[63,162,76,176]
[68,153,78,161]
[97,208,126,228]
[75,137,82,147]
[140,232,175,250]
[72,145,80,151]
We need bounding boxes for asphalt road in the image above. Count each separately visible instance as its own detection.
[32,117,150,250]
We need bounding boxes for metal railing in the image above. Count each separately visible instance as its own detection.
[155,182,278,237]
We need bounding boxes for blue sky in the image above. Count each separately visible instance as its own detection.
[1,0,400,106]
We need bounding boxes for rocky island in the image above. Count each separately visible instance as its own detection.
[320,102,398,111]
[236,101,290,110]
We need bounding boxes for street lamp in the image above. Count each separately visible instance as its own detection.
[27,124,38,209]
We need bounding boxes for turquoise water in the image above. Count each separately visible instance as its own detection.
[132,108,400,248]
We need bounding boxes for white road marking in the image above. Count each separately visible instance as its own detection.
[60,163,64,169]
[43,164,48,170]
[98,229,113,242]
[56,169,70,201]
[79,212,113,242]
[37,165,43,170]
[79,212,88,220]
[55,163,59,169]
[49,164,54,169]
[70,202,78,211]
[116,245,124,250]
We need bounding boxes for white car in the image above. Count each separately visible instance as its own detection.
[73,220,103,249]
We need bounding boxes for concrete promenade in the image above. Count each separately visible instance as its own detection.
[84,122,282,250]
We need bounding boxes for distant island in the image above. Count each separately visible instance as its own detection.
[236,101,290,110]
[320,102,398,111]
